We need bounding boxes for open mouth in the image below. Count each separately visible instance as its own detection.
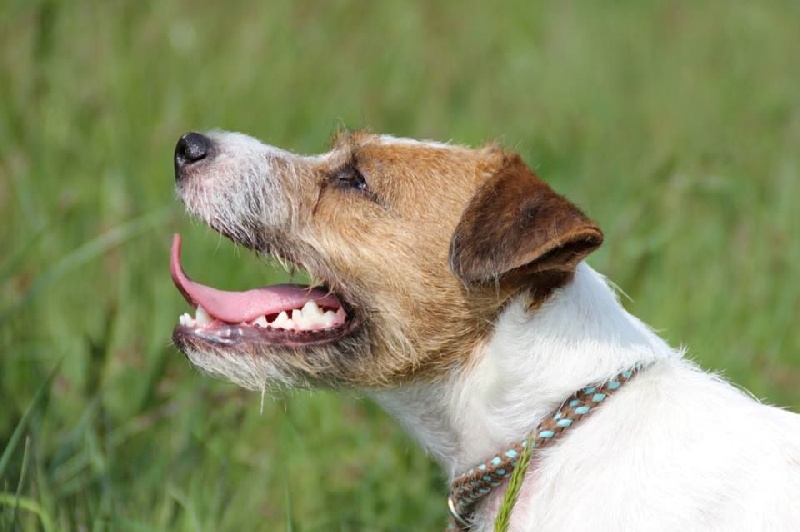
[170,234,357,347]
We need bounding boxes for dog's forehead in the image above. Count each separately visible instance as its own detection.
[326,131,504,184]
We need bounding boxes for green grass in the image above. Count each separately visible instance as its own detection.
[2,1,799,530]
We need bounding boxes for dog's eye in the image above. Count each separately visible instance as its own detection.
[330,164,368,192]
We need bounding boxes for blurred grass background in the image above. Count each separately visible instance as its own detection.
[1,1,799,530]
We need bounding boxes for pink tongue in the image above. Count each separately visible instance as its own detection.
[170,234,341,324]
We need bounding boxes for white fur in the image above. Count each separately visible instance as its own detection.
[372,263,800,531]
[378,134,458,149]
[177,131,327,240]
[183,340,294,390]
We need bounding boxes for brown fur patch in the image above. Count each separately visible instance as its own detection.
[450,155,603,285]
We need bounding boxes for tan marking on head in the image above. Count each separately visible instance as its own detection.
[296,134,503,384]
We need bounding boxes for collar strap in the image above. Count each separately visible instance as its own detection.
[447,366,642,530]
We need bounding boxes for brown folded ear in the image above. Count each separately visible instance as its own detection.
[449,154,603,285]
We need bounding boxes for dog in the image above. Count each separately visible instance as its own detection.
[170,129,800,531]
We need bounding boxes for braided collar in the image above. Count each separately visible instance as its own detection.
[447,366,642,530]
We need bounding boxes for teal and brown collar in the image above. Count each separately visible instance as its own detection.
[447,366,642,530]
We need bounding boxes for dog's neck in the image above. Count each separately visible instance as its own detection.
[370,263,677,477]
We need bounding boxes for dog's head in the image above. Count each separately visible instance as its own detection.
[171,130,602,389]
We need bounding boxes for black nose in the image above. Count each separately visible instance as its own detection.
[174,132,211,179]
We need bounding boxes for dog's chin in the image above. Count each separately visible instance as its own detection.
[172,319,367,390]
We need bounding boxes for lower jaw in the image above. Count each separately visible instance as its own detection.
[173,316,361,349]
[172,320,371,390]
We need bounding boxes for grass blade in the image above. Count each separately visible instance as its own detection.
[0,362,59,479]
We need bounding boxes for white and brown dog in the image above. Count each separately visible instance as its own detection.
[170,130,800,531]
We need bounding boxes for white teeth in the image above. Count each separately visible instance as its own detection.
[269,303,332,331]
[178,302,345,332]
[302,301,326,324]
[321,310,337,327]
[273,311,293,329]
[302,300,323,317]
[291,300,328,329]
[291,309,302,323]
[178,308,210,328]
[195,306,211,326]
